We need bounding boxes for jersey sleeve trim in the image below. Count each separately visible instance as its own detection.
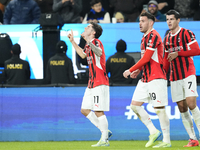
[129,50,154,72]
[188,40,197,46]
[146,47,156,51]
[178,41,200,57]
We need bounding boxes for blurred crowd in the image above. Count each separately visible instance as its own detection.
[0,0,200,25]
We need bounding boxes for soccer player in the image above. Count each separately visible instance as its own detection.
[123,12,171,148]
[163,10,200,147]
[67,22,111,147]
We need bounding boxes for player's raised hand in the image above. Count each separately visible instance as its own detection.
[123,69,131,79]
[130,69,140,79]
[67,29,74,43]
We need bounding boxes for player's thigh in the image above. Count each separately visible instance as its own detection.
[92,85,110,111]
[183,75,198,98]
[81,87,93,110]
[132,80,150,103]
[148,79,168,107]
[171,79,185,102]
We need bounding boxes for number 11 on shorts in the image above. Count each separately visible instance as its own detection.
[94,96,99,103]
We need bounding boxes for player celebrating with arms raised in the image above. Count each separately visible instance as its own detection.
[123,12,171,148]
[164,10,200,147]
[67,22,111,147]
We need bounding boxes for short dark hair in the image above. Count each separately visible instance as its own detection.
[166,10,180,19]
[90,22,103,39]
[90,0,101,6]
[140,12,155,22]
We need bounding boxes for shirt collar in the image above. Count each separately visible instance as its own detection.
[144,28,154,37]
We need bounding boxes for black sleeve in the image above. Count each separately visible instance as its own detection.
[106,58,110,74]
[68,59,76,84]
[44,61,51,84]
[130,57,135,66]
[26,62,31,80]
[1,63,7,83]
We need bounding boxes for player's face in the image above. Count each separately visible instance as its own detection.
[82,24,95,37]
[139,16,151,33]
[166,15,180,31]
[91,2,102,13]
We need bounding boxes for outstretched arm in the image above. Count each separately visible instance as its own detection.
[123,49,154,78]
[68,29,86,59]
[130,69,140,79]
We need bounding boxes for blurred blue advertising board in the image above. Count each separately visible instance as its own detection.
[0,86,199,141]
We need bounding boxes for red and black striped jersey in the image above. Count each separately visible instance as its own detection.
[140,29,166,82]
[84,38,109,88]
[164,27,196,81]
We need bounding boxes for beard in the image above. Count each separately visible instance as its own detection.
[149,9,157,16]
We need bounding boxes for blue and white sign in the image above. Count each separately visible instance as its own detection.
[1,22,200,78]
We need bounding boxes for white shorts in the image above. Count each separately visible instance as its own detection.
[132,79,168,107]
[171,75,198,102]
[81,85,110,111]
